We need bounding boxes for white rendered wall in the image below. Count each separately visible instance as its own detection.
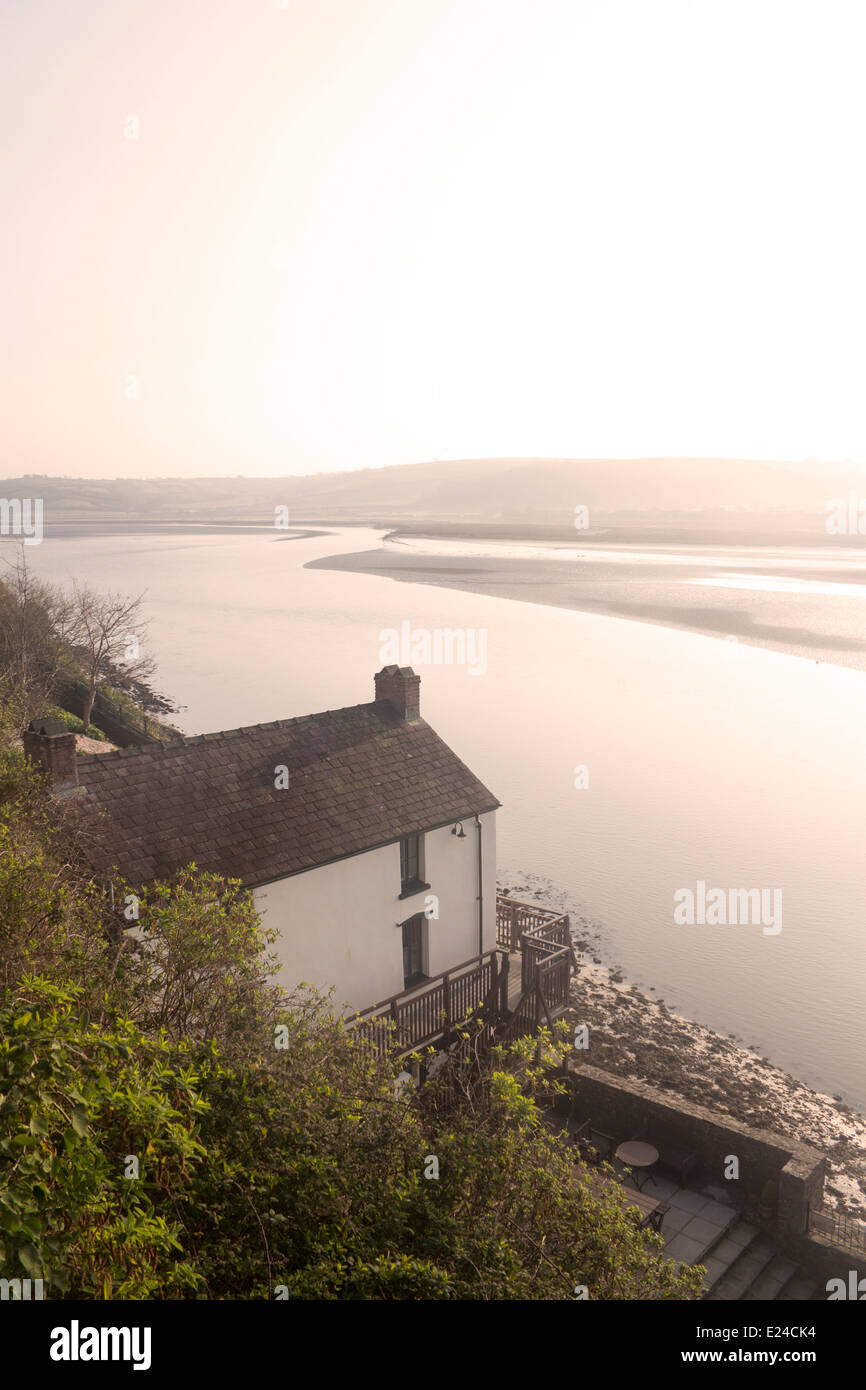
[253,812,496,1014]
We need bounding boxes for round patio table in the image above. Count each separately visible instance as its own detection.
[615,1141,659,1190]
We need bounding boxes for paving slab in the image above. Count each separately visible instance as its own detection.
[643,1175,678,1200]
[664,1232,710,1264]
[744,1272,787,1300]
[725,1220,759,1248]
[779,1278,818,1301]
[702,1183,736,1203]
[682,1215,730,1248]
[661,1205,694,1236]
[696,1199,738,1226]
[711,1246,776,1300]
[668,1189,709,1214]
[711,1232,756,1264]
[700,1257,730,1290]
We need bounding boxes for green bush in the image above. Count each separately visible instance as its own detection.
[0,698,704,1302]
[0,978,206,1298]
[40,705,107,740]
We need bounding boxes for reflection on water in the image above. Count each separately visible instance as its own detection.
[390,533,866,572]
[692,574,866,597]
[9,527,866,1111]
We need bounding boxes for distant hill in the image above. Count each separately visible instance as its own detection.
[4,458,866,539]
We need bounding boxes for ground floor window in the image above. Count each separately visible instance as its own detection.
[401,913,426,988]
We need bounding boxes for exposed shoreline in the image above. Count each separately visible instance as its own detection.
[312,529,866,1175]
[502,873,866,1223]
[306,532,866,671]
[25,522,864,1219]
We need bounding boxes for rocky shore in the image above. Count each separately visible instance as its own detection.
[500,873,866,1223]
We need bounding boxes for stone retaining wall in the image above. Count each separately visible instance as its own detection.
[567,1061,827,1237]
[785,1233,866,1296]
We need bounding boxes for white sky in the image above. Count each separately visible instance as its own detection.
[3,0,866,478]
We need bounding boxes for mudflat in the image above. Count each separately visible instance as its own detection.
[307,535,866,671]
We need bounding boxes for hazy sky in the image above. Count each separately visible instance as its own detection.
[4,0,866,478]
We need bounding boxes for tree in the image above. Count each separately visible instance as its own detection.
[0,549,76,731]
[0,685,703,1302]
[175,1012,704,1301]
[128,867,283,1052]
[0,978,206,1298]
[67,581,156,731]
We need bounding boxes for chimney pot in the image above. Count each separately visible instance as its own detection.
[374,665,421,720]
[22,719,79,790]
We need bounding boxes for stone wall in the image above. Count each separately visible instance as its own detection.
[784,1234,866,1296]
[567,1061,827,1236]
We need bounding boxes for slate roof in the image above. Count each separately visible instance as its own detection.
[76,699,500,888]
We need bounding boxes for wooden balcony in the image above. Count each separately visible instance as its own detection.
[349,948,507,1058]
[496,895,572,956]
[348,897,577,1059]
[497,894,577,1039]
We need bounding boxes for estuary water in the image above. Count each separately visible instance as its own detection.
[9,525,866,1112]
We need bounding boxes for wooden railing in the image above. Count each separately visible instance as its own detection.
[496,895,571,954]
[521,929,574,989]
[505,948,573,1039]
[349,949,507,1058]
[495,895,576,1037]
[809,1206,866,1257]
[349,900,577,1060]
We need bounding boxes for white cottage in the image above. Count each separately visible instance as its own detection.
[30,668,500,1017]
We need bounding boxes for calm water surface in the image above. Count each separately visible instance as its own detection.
[11,527,866,1111]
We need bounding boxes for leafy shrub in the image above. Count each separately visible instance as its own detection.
[40,705,107,740]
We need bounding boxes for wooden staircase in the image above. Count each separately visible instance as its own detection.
[496,896,577,1041]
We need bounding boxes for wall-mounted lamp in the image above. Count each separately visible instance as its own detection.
[451,822,466,838]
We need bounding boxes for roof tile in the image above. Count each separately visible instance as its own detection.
[77,699,499,888]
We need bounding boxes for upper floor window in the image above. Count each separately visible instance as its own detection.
[399,833,428,898]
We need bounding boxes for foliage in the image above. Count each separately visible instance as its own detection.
[41,705,107,740]
[66,580,156,730]
[0,551,172,737]
[125,868,283,1051]
[172,1015,702,1300]
[0,550,77,729]
[0,683,703,1302]
[0,978,205,1298]
[0,759,114,998]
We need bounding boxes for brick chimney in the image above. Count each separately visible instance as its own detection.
[374,666,420,720]
[22,718,79,791]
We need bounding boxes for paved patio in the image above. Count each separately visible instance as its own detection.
[612,1164,818,1299]
[543,1108,818,1298]
[614,1167,739,1264]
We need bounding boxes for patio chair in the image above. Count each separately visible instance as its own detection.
[633,1123,700,1187]
[567,1111,615,1165]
